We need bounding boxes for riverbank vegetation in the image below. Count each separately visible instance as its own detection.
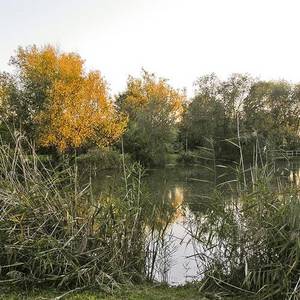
[0,135,146,288]
[186,144,300,299]
[0,45,300,299]
[1,134,299,299]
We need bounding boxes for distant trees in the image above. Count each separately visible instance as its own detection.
[0,72,18,142]
[180,73,253,158]
[243,80,300,149]
[180,74,300,159]
[117,70,186,166]
[1,44,300,165]
[180,74,225,149]
[0,45,127,152]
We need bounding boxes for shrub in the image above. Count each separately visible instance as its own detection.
[76,147,131,171]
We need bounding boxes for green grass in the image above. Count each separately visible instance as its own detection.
[0,285,210,300]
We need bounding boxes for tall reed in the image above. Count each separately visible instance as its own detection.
[0,132,147,290]
[189,138,300,299]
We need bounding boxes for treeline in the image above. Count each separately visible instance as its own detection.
[181,74,300,162]
[1,45,300,166]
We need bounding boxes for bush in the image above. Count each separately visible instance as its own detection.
[177,150,200,165]
[77,147,131,171]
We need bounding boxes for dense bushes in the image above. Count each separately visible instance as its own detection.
[76,147,131,171]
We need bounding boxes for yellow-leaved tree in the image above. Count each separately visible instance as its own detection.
[117,70,186,166]
[7,45,127,152]
[120,70,184,120]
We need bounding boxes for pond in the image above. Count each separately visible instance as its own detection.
[90,160,300,285]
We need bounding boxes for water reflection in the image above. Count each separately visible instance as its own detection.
[145,182,199,284]
[90,161,300,285]
[289,168,300,186]
[273,159,300,186]
[287,160,300,186]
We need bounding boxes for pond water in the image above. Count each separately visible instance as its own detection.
[90,160,300,285]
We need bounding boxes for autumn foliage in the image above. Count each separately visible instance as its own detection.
[5,45,127,152]
[120,70,184,120]
[117,70,186,165]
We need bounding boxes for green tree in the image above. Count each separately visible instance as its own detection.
[0,72,19,143]
[180,74,225,149]
[180,73,253,159]
[117,70,185,166]
[243,80,300,149]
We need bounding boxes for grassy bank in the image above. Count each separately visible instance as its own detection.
[0,284,209,300]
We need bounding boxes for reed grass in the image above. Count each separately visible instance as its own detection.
[189,137,300,299]
[0,132,148,290]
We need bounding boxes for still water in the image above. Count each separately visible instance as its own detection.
[91,160,300,285]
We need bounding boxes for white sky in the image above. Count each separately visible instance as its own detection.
[1,0,300,97]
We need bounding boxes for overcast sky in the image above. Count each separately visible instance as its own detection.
[0,0,300,96]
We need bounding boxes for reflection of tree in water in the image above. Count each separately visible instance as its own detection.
[273,159,300,187]
[87,161,300,286]
[287,160,300,187]
[88,165,232,228]
[144,171,186,229]
[289,168,300,186]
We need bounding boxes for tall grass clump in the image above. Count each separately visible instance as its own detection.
[189,139,300,299]
[0,132,148,290]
